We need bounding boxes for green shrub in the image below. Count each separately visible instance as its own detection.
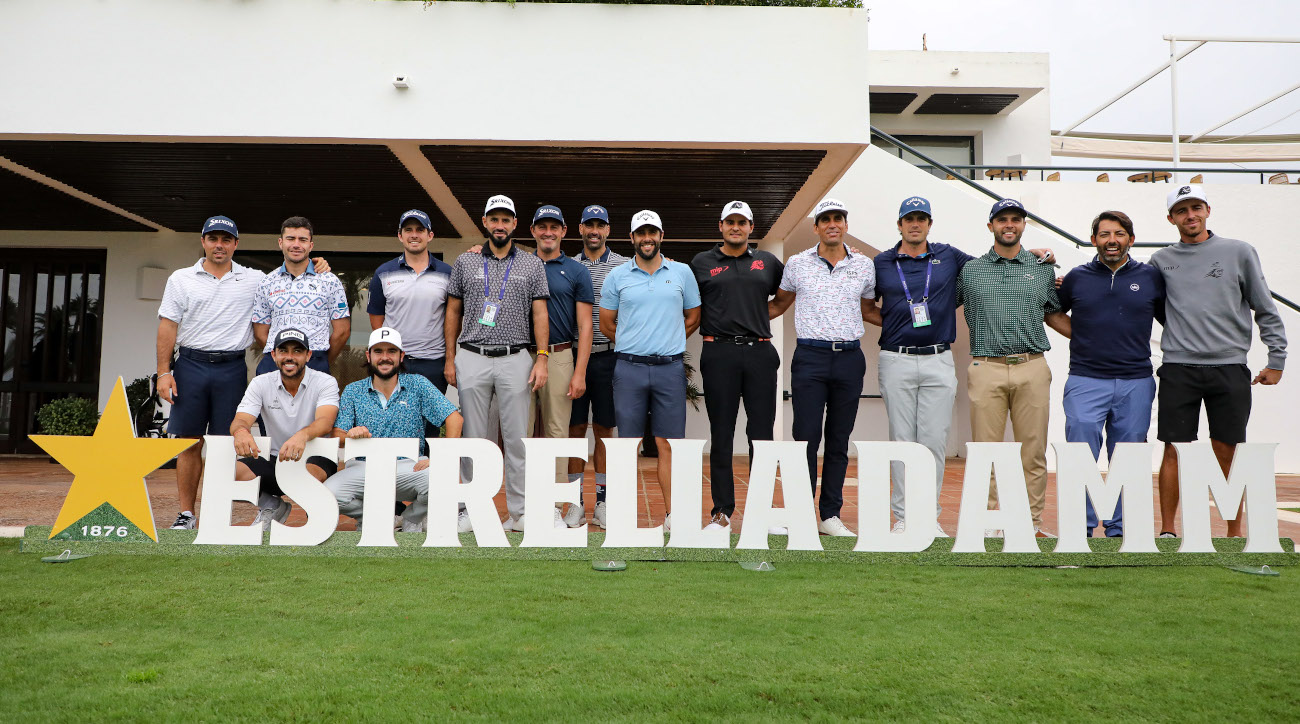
[35,396,100,436]
[125,376,151,414]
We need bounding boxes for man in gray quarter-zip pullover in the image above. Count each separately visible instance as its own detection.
[1149,184,1287,538]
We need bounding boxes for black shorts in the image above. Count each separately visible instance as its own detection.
[570,349,617,429]
[1156,363,1251,445]
[237,454,339,497]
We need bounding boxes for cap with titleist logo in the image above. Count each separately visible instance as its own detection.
[898,196,932,219]
[812,198,848,222]
[1167,184,1209,212]
[484,195,516,216]
[580,205,609,224]
[202,215,239,238]
[367,327,404,352]
[272,328,309,351]
[631,210,663,233]
[988,198,1027,221]
[532,205,565,226]
[721,200,754,222]
[398,209,432,231]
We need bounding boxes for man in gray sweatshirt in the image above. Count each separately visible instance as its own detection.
[1150,184,1287,538]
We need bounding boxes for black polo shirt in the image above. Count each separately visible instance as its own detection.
[690,244,784,338]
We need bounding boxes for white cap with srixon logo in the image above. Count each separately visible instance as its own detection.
[1167,184,1209,212]
[484,194,516,216]
[721,200,753,222]
[367,326,404,351]
[631,209,663,233]
[812,198,848,221]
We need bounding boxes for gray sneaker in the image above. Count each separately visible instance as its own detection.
[592,501,608,529]
[169,512,196,530]
[562,503,585,528]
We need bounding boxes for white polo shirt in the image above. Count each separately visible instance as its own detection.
[778,246,876,341]
[236,368,340,456]
[158,259,264,351]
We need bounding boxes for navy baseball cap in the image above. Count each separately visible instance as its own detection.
[399,209,432,230]
[272,327,309,351]
[532,205,565,226]
[580,205,609,224]
[201,215,239,238]
[898,196,932,219]
[988,198,1027,221]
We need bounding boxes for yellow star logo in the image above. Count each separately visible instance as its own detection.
[31,377,196,542]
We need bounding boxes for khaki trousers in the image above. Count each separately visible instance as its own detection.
[529,349,575,485]
[968,355,1052,527]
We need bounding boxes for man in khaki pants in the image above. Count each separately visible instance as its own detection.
[528,205,594,526]
[957,198,1068,538]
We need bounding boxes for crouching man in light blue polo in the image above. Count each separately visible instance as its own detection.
[599,210,701,532]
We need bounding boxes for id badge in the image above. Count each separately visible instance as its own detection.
[479,301,499,327]
[910,301,932,328]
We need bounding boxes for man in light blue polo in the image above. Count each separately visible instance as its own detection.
[599,210,701,532]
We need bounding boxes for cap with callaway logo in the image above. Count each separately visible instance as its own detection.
[812,198,848,222]
[721,200,754,222]
[631,210,663,233]
[201,215,239,238]
[988,198,1027,221]
[368,326,404,351]
[532,205,565,225]
[272,328,309,350]
[898,196,932,219]
[580,205,609,224]
[484,195,516,216]
[1167,184,1209,212]
[399,209,432,231]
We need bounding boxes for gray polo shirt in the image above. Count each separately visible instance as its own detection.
[448,244,550,346]
[366,253,455,360]
[235,368,340,456]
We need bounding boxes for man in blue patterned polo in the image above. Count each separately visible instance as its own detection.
[325,327,463,533]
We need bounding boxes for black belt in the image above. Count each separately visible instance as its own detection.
[616,352,684,366]
[889,343,950,356]
[459,342,530,358]
[796,338,861,351]
[178,347,245,363]
[703,335,771,345]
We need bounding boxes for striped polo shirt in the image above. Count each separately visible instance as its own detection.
[956,247,1061,357]
[252,264,350,352]
[158,259,264,352]
[778,246,876,341]
[573,247,629,346]
[366,253,455,360]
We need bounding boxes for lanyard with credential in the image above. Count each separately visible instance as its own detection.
[895,258,934,328]
[483,253,516,301]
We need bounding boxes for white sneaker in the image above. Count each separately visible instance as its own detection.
[562,503,585,528]
[768,526,788,536]
[663,513,671,532]
[393,515,404,531]
[890,520,906,535]
[400,516,426,533]
[818,516,854,537]
[1159,531,1177,538]
[935,522,949,538]
[703,512,731,532]
[1034,527,1057,539]
[553,507,566,528]
[984,528,1003,538]
[457,510,473,533]
[169,512,196,530]
[502,517,516,532]
[253,507,276,532]
[253,498,292,532]
[592,501,608,529]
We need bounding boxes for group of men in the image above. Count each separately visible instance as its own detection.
[157,183,1285,539]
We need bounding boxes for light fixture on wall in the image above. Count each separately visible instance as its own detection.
[393,75,410,89]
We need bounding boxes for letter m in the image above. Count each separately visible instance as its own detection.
[1053,443,1156,553]
[1175,443,1282,553]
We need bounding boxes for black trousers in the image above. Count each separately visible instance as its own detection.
[790,345,865,520]
[700,340,780,516]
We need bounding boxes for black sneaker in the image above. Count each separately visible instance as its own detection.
[169,512,196,530]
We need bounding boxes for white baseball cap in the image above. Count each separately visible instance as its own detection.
[367,327,404,351]
[721,200,753,222]
[1167,184,1209,212]
[484,194,516,216]
[631,209,663,233]
[812,198,848,221]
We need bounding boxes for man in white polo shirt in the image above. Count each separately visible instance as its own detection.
[230,328,341,530]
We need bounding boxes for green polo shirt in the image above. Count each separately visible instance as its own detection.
[957,247,1060,357]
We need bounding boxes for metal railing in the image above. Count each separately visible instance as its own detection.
[918,164,1300,184]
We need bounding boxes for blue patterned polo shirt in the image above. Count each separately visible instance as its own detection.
[335,373,459,457]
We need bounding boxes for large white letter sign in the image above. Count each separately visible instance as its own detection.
[1052,442,1157,553]
[853,441,936,553]
[1176,442,1282,554]
[422,438,508,548]
[194,435,264,546]
[344,437,417,548]
[521,438,588,548]
[601,438,664,548]
[268,437,341,547]
[952,442,1038,553]
[666,439,727,549]
[737,441,822,551]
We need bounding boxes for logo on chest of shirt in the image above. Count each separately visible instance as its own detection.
[750,260,765,271]
[1130,283,1141,292]
[1205,262,1224,279]
[710,266,727,277]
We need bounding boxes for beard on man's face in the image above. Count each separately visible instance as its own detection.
[366,360,403,380]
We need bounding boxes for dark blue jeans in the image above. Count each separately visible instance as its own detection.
[1063,374,1156,537]
[790,345,865,521]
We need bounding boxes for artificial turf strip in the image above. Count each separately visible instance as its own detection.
[2,538,1299,721]
[18,526,1297,567]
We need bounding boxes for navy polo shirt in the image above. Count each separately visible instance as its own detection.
[872,241,973,349]
[541,254,594,344]
[1058,257,1166,379]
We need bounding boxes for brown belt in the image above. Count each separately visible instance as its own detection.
[548,342,572,352]
[973,352,1044,365]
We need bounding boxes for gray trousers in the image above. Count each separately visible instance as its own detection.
[878,349,958,521]
[455,348,533,519]
[325,459,428,528]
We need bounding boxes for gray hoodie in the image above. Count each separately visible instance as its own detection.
[1149,232,1287,369]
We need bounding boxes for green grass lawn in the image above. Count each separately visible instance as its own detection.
[2,539,1298,722]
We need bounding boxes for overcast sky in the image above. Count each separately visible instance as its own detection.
[866,0,1300,140]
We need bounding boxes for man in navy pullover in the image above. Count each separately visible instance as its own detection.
[1054,210,1165,537]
